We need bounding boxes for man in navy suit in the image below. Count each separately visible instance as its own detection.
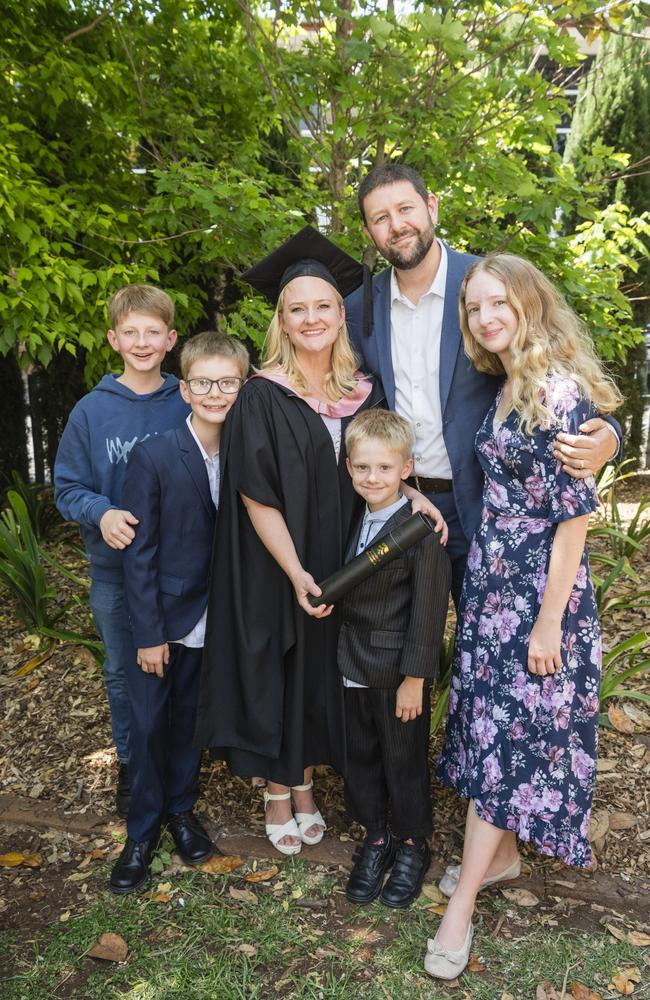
[109,331,249,894]
[345,163,621,604]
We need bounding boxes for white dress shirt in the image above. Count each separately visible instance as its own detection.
[172,414,220,648]
[390,240,453,479]
[343,494,408,689]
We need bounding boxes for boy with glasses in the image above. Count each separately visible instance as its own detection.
[110,331,249,894]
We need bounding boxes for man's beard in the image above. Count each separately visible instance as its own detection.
[382,223,436,270]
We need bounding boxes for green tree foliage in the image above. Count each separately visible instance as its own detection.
[1,0,648,377]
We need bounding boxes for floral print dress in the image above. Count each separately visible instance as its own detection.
[437,377,601,868]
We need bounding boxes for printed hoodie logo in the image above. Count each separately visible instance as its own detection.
[105,434,150,465]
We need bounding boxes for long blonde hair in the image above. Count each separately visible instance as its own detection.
[262,280,360,401]
[459,254,622,433]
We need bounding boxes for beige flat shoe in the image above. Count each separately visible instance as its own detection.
[424,921,474,980]
[438,856,521,897]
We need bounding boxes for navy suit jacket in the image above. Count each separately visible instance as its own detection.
[346,243,501,542]
[345,242,621,544]
[122,421,216,648]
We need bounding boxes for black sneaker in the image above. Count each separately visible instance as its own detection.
[380,839,431,909]
[345,831,396,905]
[115,761,130,819]
[109,836,157,895]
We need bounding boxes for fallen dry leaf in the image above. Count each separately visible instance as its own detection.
[87,932,129,963]
[427,904,448,915]
[627,931,650,947]
[421,884,446,904]
[596,758,617,772]
[229,887,258,905]
[143,891,173,904]
[198,854,243,874]
[467,955,486,973]
[536,982,559,1000]
[0,852,24,868]
[90,849,105,861]
[501,887,539,907]
[501,994,515,1000]
[610,968,641,996]
[589,811,610,843]
[244,866,280,883]
[571,981,602,1000]
[237,943,257,957]
[28,890,45,902]
[609,813,637,831]
[621,703,650,729]
[608,705,635,734]
[607,924,627,942]
[22,853,42,868]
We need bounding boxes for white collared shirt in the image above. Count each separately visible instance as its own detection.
[344,494,408,689]
[172,415,220,648]
[390,239,453,479]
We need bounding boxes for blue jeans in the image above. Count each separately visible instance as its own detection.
[89,579,132,763]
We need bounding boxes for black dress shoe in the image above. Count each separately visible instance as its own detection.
[345,832,396,904]
[380,839,431,909]
[115,761,130,819]
[167,811,214,865]
[109,836,157,895]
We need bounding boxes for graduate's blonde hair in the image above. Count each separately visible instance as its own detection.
[262,280,359,401]
[459,254,622,434]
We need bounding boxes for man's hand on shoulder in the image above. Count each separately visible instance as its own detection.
[137,644,170,678]
[99,508,139,549]
[553,417,619,480]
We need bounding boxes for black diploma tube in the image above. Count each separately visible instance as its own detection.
[308,512,436,607]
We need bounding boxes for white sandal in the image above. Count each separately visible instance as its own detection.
[263,790,302,856]
[291,781,326,846]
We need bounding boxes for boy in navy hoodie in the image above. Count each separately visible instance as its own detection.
[54,285,188,817]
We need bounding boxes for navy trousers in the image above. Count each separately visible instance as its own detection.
[126,643,203,842]
[424,490,470,609]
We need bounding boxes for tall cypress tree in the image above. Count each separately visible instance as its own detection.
[565,29,650,462]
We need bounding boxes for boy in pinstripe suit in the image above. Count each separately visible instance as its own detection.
[340,410,451,909]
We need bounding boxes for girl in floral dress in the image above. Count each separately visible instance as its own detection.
[425,254,621,981]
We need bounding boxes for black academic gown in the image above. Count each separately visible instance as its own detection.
[194,374,385,786]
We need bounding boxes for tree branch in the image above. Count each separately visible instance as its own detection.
[63,4,122,44]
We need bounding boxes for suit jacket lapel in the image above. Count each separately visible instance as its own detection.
[372,270,396,408]
[176,423,215,517]
[348,501,411,563]
[439,243,466,416]
[345,511,365,563]
[367,501,412,548]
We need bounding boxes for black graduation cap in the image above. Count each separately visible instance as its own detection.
[242,225,372,336]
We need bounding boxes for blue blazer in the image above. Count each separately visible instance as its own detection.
[122,421,217,648]
[345,243,621,544]
[345,244,501,542]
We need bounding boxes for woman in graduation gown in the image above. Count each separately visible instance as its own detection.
[195,227,441,854]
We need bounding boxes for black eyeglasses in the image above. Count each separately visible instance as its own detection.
[186,377,244,395]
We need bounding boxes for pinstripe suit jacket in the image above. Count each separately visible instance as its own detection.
[337,501,452,689]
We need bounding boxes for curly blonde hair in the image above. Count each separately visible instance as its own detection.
[262,280,360,401]
[459,254,622,434]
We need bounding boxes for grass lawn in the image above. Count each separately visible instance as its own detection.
[3,855,646,1000]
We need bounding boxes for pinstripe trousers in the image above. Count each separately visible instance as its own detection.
[344,685,432,839]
